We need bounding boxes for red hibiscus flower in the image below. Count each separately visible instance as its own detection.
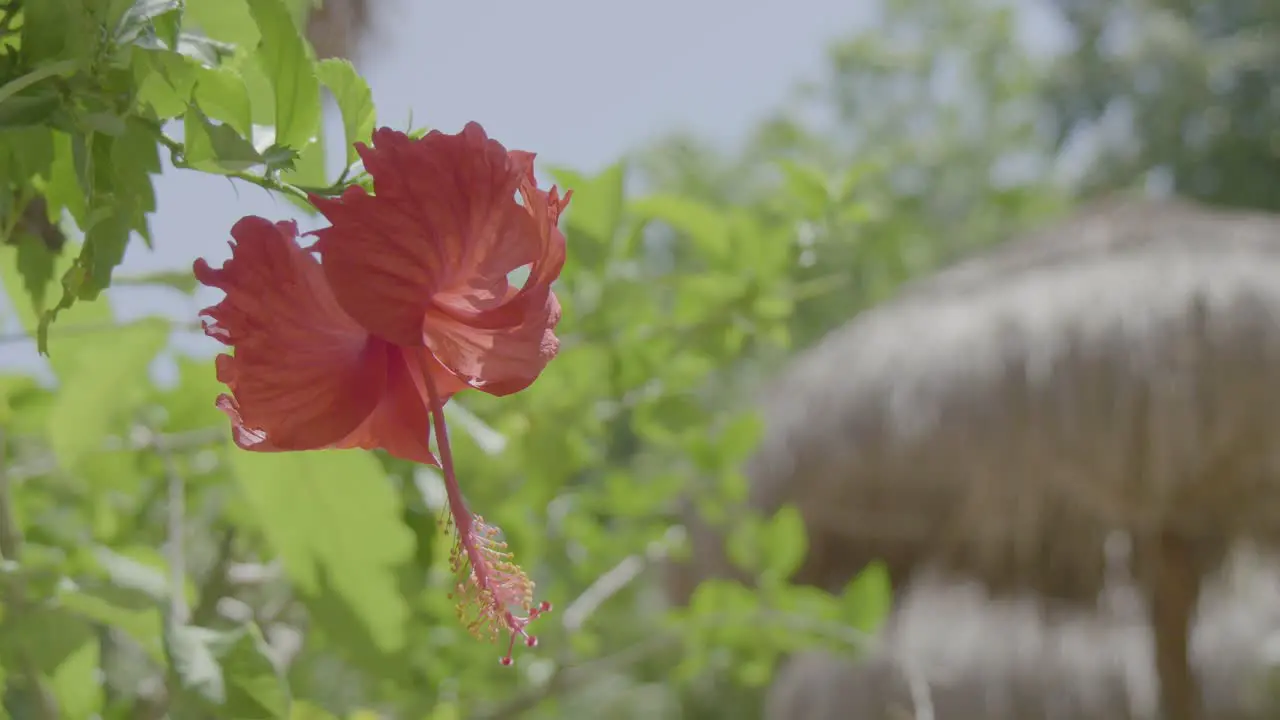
[194,122,570,663]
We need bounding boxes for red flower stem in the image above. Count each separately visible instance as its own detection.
[419,357,485,580]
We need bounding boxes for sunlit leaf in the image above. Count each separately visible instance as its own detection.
[46,318,169,468]
[0,239,114,376]
[316,58,375,168]
[49,636,101,718]
[841,561,892,634]
[167,623,291,718]
[183,105,265,172]
[21,0,97,63]
[630,194,731,259]
[246,0,322,151]
[228,450,414,655]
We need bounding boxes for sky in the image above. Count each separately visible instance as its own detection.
[0,0,1065,375]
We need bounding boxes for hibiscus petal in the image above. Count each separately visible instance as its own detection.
[424,290,562,397]
[422,160,570,395]
[311,122,534,346]
[194,217,387,450]
[334,347,467,464]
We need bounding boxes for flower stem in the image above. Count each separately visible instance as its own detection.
[420,362,476,559]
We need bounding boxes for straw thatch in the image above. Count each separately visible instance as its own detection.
[766,557,1280,720]
[672,196,1280,719]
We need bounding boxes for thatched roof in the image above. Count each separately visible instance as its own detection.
[746,195,1280,602]
[766,560,1280,720]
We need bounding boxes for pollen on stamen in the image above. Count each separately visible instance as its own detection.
[442,511,551,666]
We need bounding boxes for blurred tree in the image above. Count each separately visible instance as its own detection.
[1041,0,1280,210]
[636,0,1069,355]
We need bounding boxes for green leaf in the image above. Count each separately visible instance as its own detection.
[21,0,97,63]
[13,232,57,315]
[112,269,200,293]
[193,67,256,137]
[45,318,169,468]
[777,159,832,217]
[136,50,254,133]
[185,0,260,48]
[183,105,265,172]
[841,561,892,634]
[719,412,764,464]
[550,163,624,245]
[630,194,731,259]
[88,545,173,605]
[45,130,88,224]
[761,505,807,579]
[228,450,414,656]
[280,138,324,189]
[263,143,301,174]
[0,239,114,375]
[36,122,161,351]
[246,0,322,151]
[0,128,55,183]
[0,606,94,675]
[116,0,185,47]
[50,637,101,719]
[133,48,198,119]
[290,701,340,720]
[167,624,291,718]
[316,58,375,167]
[56,584,166,664]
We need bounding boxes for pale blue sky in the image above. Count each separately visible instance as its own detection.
[0,0,1065,374]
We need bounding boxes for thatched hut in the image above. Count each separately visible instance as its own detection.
[674,196,1280,719]
[765,561,1280,719]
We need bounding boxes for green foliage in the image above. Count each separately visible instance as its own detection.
[1041,0,1280,211]
[0,0,1171,717]
[0,0,342,355]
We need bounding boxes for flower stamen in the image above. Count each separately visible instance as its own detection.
[421,360,549,665]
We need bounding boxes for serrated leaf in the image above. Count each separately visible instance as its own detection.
[135,51,252,132]
[14,232,56,315]
[0,238,113,374]
[0,127,55,182]
[228,450,414,656]
[134,48,199,118]
[36,122,160,350]
[316,58,374,167]
[183,105,265,172]
[46,318,169,467]
[280,137,324,190]
[246,0,321,150]
[261,143,300,173]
